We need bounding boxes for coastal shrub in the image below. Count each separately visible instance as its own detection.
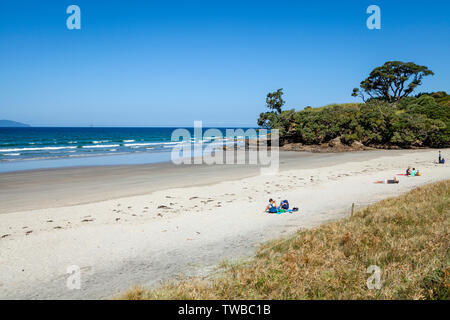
[258,91,450,148]
[290,105,359,144]
[356,101,395,145]
[417,91,450,107]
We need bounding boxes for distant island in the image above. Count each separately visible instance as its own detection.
[0,120,30,127]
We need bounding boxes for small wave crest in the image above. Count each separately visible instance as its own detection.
[82,144,120,149]
[0,146,77,152]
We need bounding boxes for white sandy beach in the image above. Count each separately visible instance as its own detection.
[0,149,449,299]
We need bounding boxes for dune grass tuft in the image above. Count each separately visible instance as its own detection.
[122,180,450,300]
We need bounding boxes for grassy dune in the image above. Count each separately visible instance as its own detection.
[123,180,450,300]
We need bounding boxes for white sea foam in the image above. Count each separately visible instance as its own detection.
[124,142,179,147]
[82,144,120,149]
[0,146,77,152]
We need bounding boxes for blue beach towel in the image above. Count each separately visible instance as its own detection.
[276,208,293,214]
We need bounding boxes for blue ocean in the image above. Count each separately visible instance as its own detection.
[0,127,256,172]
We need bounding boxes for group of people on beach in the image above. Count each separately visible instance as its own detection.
[373,166,421,184]
[266,151,446,212]
[405,167,420,176]
[373,151,447,185]
[265,199,298,214]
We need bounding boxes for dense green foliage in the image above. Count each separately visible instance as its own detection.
[258,91,449,148]
[259,61,448,148]
[352,61,434,103]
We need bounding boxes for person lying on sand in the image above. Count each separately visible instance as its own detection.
[374,177,399,184]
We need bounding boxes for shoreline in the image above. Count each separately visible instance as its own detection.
[0,149,175,174]
[0,148,448,299]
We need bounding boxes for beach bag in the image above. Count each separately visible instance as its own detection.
[280,200,289,210]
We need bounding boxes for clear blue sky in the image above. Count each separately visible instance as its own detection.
[1,0,449,127]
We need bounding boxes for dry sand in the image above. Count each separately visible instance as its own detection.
[0,149,448,299]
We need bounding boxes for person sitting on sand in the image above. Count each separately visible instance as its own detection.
[406,167,411,175]
[374,177,399,184]
[265,198,278,213]
[438,151,445,164]
[410,168,417,177]
[279,200,289,210]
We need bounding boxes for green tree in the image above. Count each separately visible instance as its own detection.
[257,88,286,129]
[257,111,278,129]
[352,61,434,104]
[266,88,285,114]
